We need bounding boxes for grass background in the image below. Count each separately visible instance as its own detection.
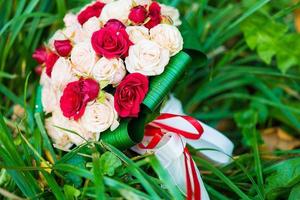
[1,0,300,199]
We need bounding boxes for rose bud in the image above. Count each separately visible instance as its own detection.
[60,78,100,120]
[32,47,47,64]
[114,73,149,118]
[77,1,105,25]
[104,19,126,31]
[129,5,148,24]
[34,65,43,76]
[54,40,73,57]
[45,52,59,77]
[145,2,162,29]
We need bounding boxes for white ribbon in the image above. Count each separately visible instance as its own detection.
[132,95,234,200]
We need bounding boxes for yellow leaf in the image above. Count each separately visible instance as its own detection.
[40,161,52,174]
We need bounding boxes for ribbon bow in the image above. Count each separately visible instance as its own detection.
[136,113,205,200]
[132,95,234,200]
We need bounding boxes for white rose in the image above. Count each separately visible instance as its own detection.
[160,4,182,26]
[80,93,119,133]
[82,17,101,38]
[125,39,170,76]
[48,30,66,51]
[92,57,126,85]
[42,85,61,114]
[62,14,85,44]
[63,13,78,27]
[40,69,51,87]
[150,24,183,56]
[100,0,131,24]
[46,110,100,149]
[45,117,73,150]
[126,26,149,44]
[71,42,98,75]
[51,57,78,90]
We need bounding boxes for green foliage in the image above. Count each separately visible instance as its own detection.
[241,13,300,73]
[99,152,122,176]
[265,158,300,200]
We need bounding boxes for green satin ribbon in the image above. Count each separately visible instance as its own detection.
[35,85,44,114]
[143,51,192,112]
[35,51,192,150]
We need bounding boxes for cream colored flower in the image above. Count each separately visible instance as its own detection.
[51,57,78,90]
[71,42,98,75]
[46,109,84,149]
[63,13,78,27]
[45,116,73,150]
[82,17,101,38]
[48,30,67,51]
[160,4,182,26]
[42,85,61,114]
[125,39,170,76]
[46,109,100,150]
[40,69,51,87]
[100,0,131,24]
[80,93,119,133]
[126,26,149,44]
[63,14,85,44]
[92,57,126,85]
[150,24,183,56]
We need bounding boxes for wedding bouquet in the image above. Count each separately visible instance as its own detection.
[33,1,233,199]
[33,0,186,150]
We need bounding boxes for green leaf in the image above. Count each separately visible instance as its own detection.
[100,152,122,177]
[288,184,300,200]
[65,155,86,187]
[64,185,81,200]
[234,109,258,128]
[241,13,300,72]
[265,158,300,200]
[92,152,105,200]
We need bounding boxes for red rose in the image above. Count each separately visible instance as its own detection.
[32,47,47,64]
[54,40,73,57]
[129,5,148,24]
[104,19,126,31]
[114,73,149,118]
[82,78,100,101]
[45,52,59,77]
[145,2,162,29]
[60,78,100,120]
[77,2,105,25]
[91,20,133,59]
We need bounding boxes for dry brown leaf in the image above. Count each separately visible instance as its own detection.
[12,104,25,121]
[261,127,300,151]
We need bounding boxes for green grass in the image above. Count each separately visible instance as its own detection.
[0,0,300,199]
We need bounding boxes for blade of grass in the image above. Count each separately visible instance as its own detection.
[92,152,105,200]
[102,143,165,200]
[194,157,252,200]
[34,113,57,163]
